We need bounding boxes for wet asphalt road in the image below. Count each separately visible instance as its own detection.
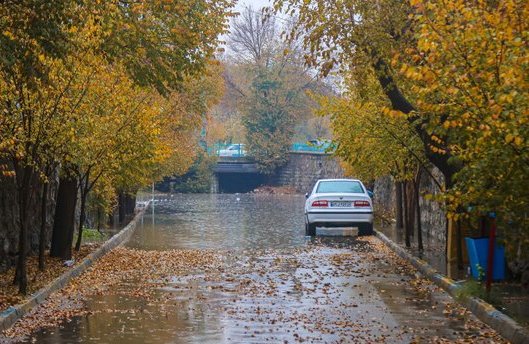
[9,194,504,343]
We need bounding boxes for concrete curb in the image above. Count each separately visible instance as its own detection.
[375,229,529,344]
[0,205,148,333]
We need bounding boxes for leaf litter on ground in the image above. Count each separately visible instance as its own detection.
[1,237,509,343]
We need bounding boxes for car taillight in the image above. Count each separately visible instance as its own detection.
[354,200,370,207]
[312,200,329,207]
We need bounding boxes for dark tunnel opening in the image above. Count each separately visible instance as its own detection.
[217,173,265,193]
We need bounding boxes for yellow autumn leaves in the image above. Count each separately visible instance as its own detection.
[275,0,529,231]
[0,0,233,207]
[402,0,529,220]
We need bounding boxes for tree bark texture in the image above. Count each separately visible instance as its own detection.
[118,192,126,224]
[75,173,90,251]
[118,191,137,224]
[50,176,78,260]
[39,181,49,270]
[414,171,423,251]
[407,181,417,244]
[13,164,35,294]
[403,181,411,248]
[125,194,136,216]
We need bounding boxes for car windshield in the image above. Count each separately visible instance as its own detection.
[316,181,364,194]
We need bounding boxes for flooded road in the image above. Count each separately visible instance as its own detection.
[8,194,505,343]
[129,194,308,250]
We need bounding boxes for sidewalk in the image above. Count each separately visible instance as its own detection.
[377,224,529,331]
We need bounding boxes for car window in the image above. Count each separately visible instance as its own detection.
[316,181,364,194]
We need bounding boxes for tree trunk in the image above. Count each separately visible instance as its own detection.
[75,172,90,251]
[38,181,48,271]
[74,189,87,251]
[15,210,28,294]
[403,180,417,248]
[407,181,416,240]
[97,208,102,232]
[371,55,460,186]
[456,218,463,270]
[403,181,411,248]
[50,176,78,260]
[395,181,403,231]
[13,164,35,294]
[414,171,423,251]
[117,192,137,225]
[125,193,136,216]
[118,191,126,224]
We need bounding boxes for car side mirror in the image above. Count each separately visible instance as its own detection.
[367,190,374,199]
[305,193,309,199]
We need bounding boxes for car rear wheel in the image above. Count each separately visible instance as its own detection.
[359,223,374,236]
[305,222,316,236]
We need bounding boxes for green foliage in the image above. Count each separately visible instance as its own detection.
[72,228,105,246]
[227,8,323,175]
[315,70,427,183]
[275,0,529,243]
[269,0,444,185]
[82,228,105,241]
[243,72,296,174]
[455,279,500,305]
[0,0,75,81]
[99,0,234,95]
[399,0,529,235]
[172,152,216,193]
[0,0,233,291]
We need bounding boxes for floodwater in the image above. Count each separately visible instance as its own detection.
[21,194,501,343]
[128,194,307,251]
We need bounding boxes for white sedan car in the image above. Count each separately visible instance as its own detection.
[304,179,374,236]
[218,144,246,157]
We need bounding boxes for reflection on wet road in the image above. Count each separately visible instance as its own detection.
[15,194,504,343]
[129,194,308,250]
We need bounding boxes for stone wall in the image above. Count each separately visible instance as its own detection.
[274,152,344,193]
[373,175,395,219]
[373,168,447,244]
[418,168,447,243]
[0,169,59,272]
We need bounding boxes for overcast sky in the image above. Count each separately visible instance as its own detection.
[221,0,274,53]
[234,0,272,13]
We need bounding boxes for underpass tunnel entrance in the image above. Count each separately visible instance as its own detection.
[217,173,265,193]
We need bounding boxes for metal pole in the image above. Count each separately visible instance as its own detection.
[456,218,463,270]
[480,216,487,237]
[486,213,496,293]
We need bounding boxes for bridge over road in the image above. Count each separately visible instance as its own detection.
[211,148,344,193]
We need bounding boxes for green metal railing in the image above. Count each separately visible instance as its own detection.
[207,141,333,157]
[291,142,333,153]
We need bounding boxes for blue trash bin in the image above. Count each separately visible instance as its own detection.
[465,237,505,281]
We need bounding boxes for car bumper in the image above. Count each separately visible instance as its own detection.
[306,211,373,225]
